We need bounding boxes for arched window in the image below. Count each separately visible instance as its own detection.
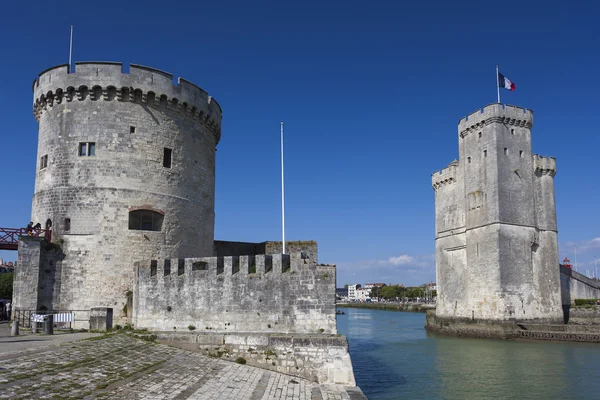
[128,210,164,231]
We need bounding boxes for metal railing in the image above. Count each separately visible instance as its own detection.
[13,309,90,330]
[0,227,49,250]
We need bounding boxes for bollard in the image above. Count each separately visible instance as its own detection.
[43,314,54,335]
[10,321,19,336]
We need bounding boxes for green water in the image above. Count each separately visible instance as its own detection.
[336,307,600,400]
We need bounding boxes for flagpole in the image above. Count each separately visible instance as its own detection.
[281,121,286,255]
[69,25,74,72]
[496,64,500,104]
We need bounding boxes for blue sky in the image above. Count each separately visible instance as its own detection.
[0,0,599,286]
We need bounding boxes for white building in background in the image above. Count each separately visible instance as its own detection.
[347,284,361,300]
[356,288,370,302]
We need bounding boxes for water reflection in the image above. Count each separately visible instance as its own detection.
[337,308,600,400]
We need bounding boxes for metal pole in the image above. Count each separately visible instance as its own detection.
[280,122,285,255]
[496,65,501,104]
[69,26,73,72]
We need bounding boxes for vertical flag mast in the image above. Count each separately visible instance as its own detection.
[496,64,501,104]
[69,25,74,72]
[281,122,286,255]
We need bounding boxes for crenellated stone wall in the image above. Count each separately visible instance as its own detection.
[133,253,337,334]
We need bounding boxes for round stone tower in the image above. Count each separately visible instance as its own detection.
[31,62,221,321]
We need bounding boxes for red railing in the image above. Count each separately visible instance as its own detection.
[0,227,49,250]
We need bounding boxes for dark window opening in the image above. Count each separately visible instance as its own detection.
[164,259,171,276]
[511,129,515,135]
[217,257,224,275]
[478,132,482,138]
[64,218,71,232]
[40,155,48,170]
[484,150,487,158]
[130,126,136,134]
[128,210,164,231]
[467,157,471,164]
[150,260,157,277]
[79,142,95,156]
[192,261,207,271]
[520,150,524,158]
[163,148,172,168]
[504,148,508,155]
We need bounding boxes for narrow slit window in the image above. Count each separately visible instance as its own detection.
[483,150,487,158]
[467,157,471,164]
[64,218,71,232]
[511,129,515,135]
[478,132,482,138]
[519,150,523,158]
[163,148,172,168]
[504,148,508,155]
[40,155,48,170]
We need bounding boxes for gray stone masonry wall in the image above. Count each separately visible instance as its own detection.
[156,332,356,386]
[560,265,600,305]
[27,62,221,325]
[13,237,44,312]
[432,104,562,322]
[90,307,113,331]
[133,253,337,334]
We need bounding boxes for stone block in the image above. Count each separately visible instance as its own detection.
[90,307,113,331]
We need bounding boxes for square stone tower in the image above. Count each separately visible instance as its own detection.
[432,103,562,322]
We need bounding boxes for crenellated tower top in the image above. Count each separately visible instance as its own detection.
[458,103,533,138]
[32,62,222,143]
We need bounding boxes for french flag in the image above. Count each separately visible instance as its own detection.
[498,72,516,91]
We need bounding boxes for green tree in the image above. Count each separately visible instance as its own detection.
[0,273,14,299]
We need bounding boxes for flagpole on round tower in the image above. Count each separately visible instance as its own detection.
[496,64,501,104]
[281,121,286,255]
[69,25,74,72]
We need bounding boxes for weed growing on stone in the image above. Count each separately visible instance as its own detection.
[188,325,196,331]
[235,357,247,364]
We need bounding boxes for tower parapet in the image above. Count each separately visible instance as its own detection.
[458,103,533,138]
[533,155,557,176]
[33,62,222,142]
[432,160,459,191]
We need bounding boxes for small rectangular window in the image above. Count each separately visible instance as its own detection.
[504,148,508,155]
[40,155,48,170]
[467,157,471,164]
[483,150,487,158]
[511,129,515,135]
[64,218,71,232]
[130,126,136,134]
[478,132,482,138]
[519,150,523,158]
[79,142,96,157]
[163,148,172,168]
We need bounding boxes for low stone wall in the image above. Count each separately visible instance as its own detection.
[426,309,600,342]
[155,332,356,386]
[560,265,600,305]
[425,310,520,340]
[567,306,600,325]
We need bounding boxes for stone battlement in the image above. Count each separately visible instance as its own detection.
[431,160,459,190]
[32,62,221,142]
[132,253,337,334]
[533,154,557,176]
[458,103,533,137]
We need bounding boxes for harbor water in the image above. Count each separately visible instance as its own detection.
[336,307,600,400]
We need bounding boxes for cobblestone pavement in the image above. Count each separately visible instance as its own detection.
[0,333,366,400]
